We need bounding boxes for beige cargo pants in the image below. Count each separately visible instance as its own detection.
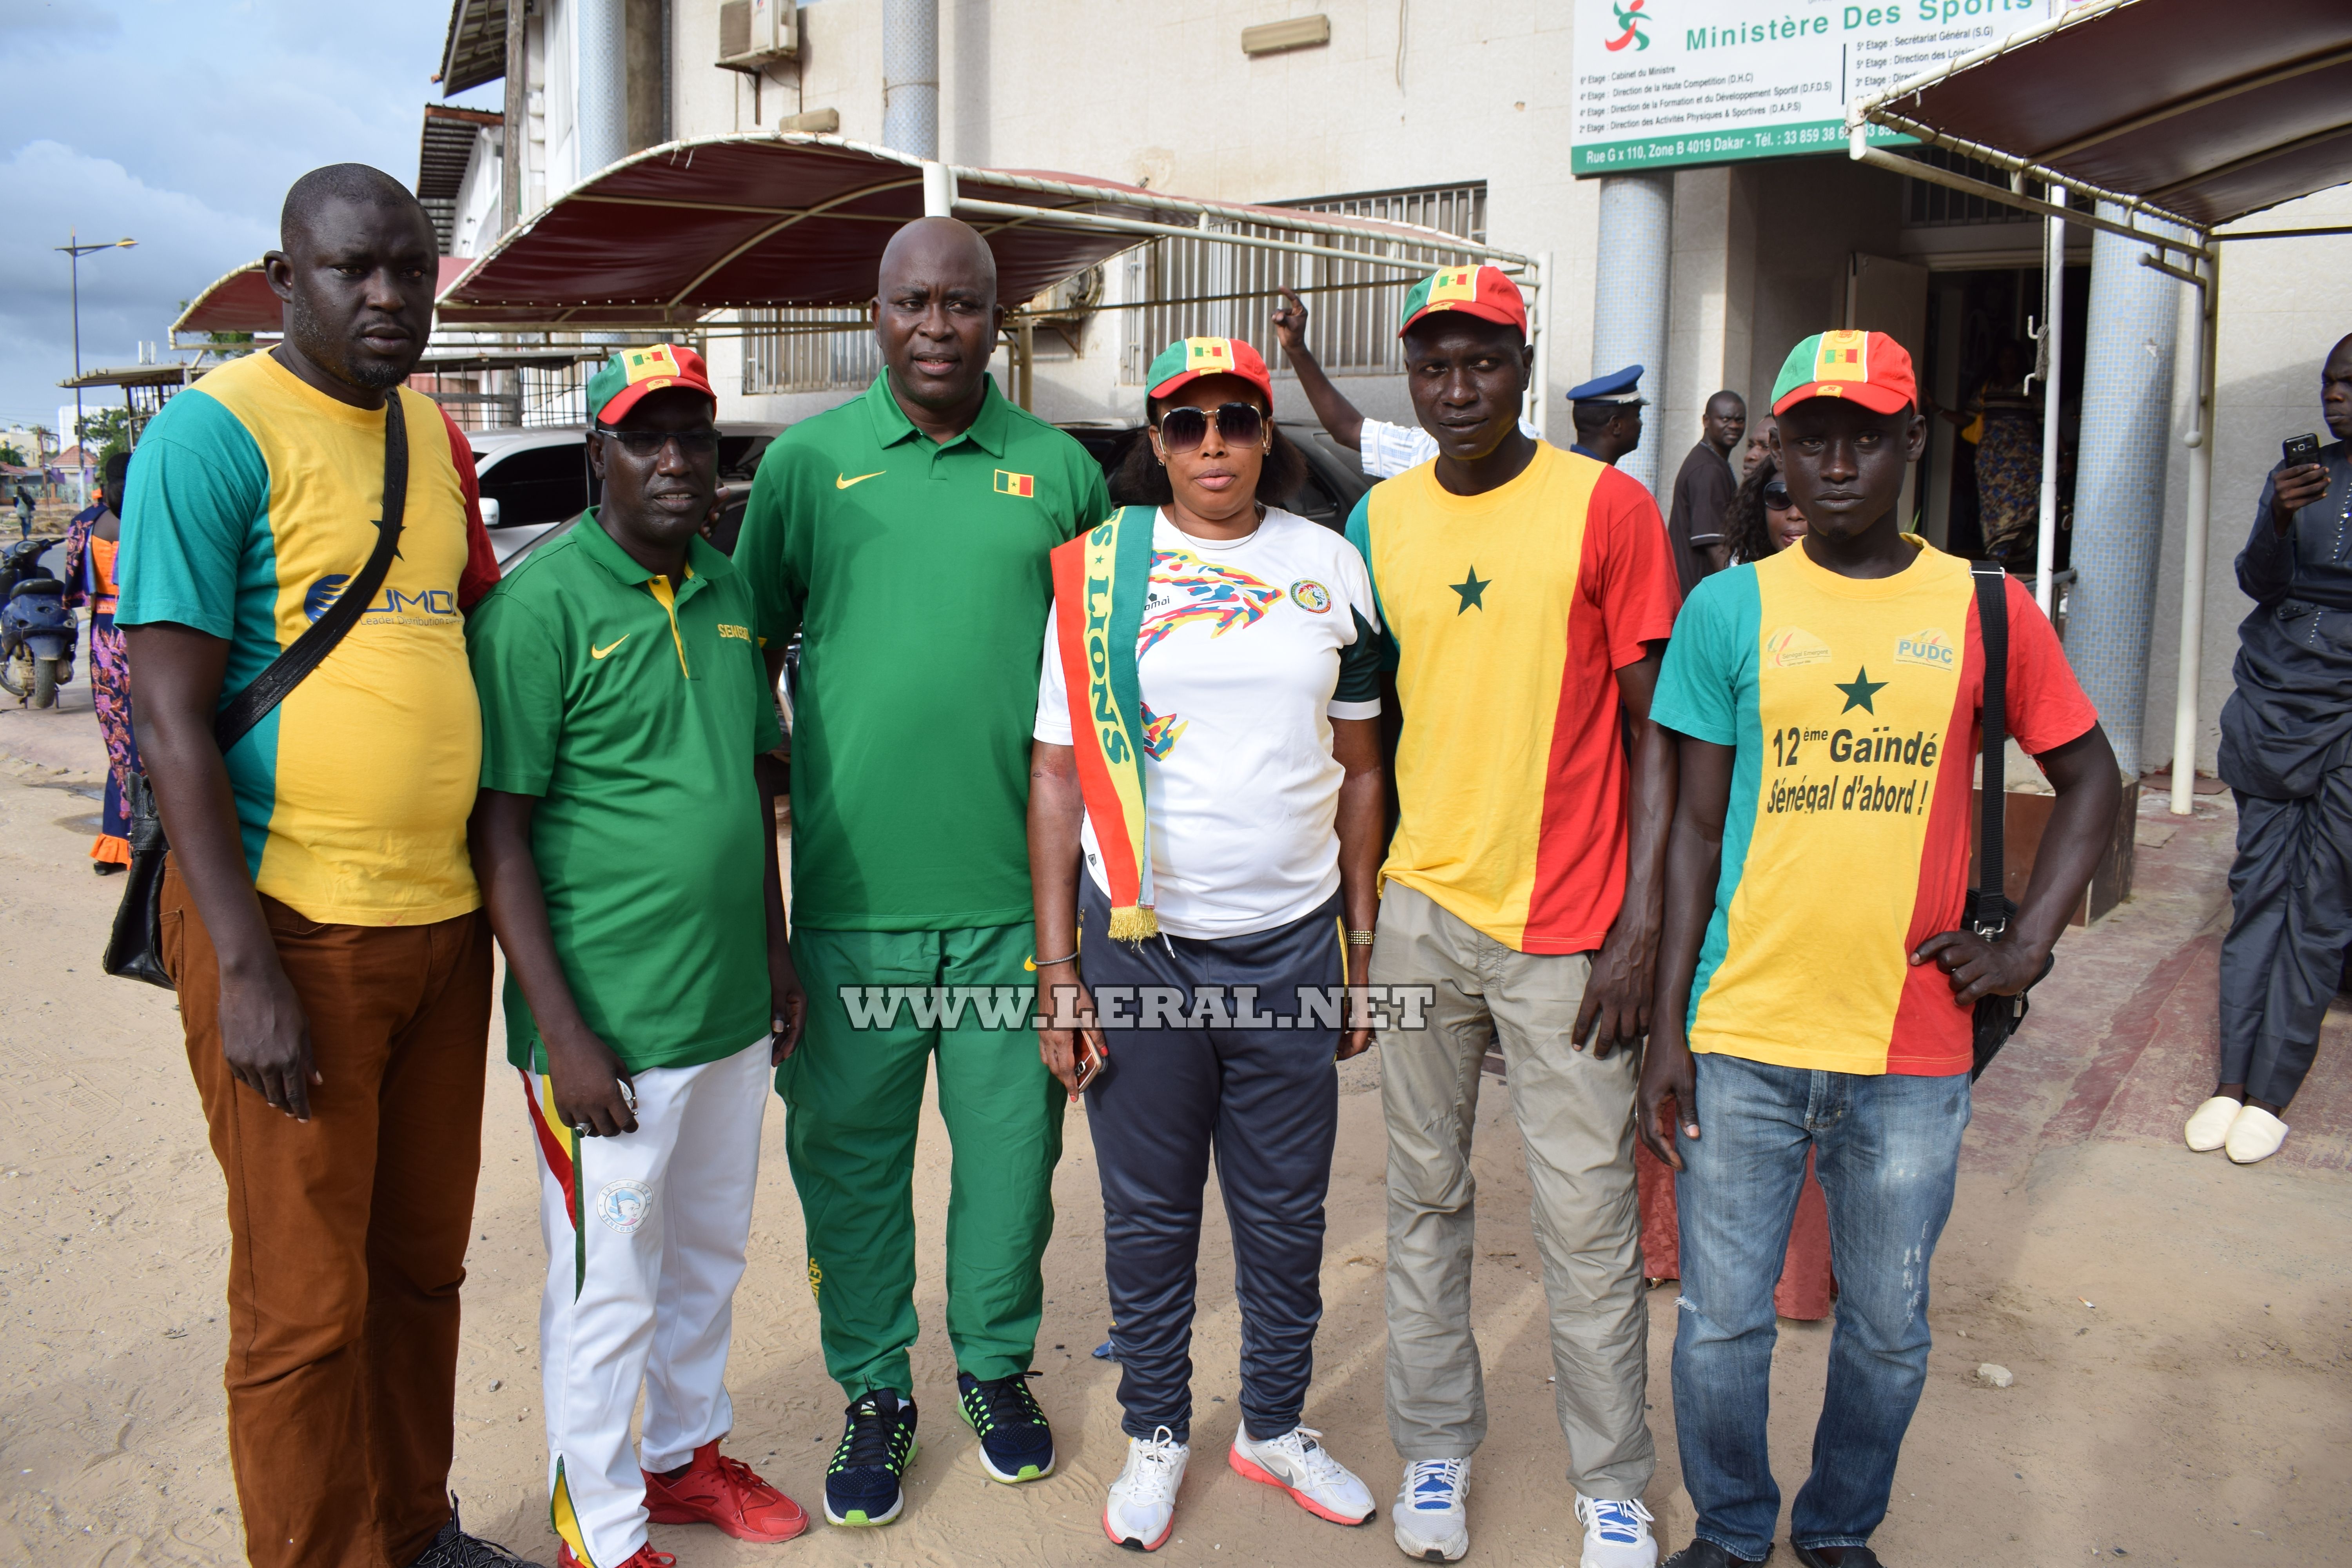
[1371,881,1655,1501]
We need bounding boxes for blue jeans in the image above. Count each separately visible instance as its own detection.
[1671,1053,1970,1561]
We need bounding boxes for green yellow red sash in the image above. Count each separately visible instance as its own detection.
[1049,505,1158,940]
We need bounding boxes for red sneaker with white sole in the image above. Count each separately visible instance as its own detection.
[641,1442,810,1543]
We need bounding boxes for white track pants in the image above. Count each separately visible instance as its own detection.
[522,1036,770,1567]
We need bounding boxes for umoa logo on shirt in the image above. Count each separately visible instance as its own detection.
[303,574,459,624]
[1895,627,1956,669]
[1764,625,1832,668]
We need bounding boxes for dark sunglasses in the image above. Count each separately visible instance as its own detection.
[601,428,720,457]
[1762,479,1791,510]
[1155,403,1265,454]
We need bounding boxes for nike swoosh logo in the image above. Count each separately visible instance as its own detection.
[591,635,629,659]
[836,470,886,490]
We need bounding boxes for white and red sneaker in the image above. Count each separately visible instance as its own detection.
[1103,1426,1190,1551]
[1229,1425,1376,1526]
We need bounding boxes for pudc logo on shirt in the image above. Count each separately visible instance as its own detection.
[1895,626,1956,670]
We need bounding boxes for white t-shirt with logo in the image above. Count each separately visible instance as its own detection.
[1034,506,1384,939]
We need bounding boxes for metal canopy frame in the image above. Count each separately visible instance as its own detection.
[1847,0,2351,816]
[434,134,1552,425]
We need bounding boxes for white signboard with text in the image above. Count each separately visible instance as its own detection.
[1571,0,2055,174]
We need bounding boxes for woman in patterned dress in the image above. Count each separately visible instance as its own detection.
[63,451,135,874]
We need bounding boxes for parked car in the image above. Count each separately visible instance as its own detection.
[472,423,782,567]
[1055,419,1375,532]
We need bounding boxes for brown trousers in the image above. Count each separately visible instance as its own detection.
[162,860,492,1568]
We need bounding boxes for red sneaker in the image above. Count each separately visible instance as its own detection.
[557,1546,675,1568]
[642,1442,810,1543]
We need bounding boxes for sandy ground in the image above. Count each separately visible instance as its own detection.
[2,684,2348,1568]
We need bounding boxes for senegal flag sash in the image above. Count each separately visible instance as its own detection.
[1050,505,1158,940]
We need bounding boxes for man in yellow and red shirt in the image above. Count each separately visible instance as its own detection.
[1640,332,2118,1568]
[1345,264,1682,1568]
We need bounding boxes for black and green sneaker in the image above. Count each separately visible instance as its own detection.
[956,1370,1055,1483]
[824,1390,918,1526]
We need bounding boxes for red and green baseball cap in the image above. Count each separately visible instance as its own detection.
[1770,330,1917,417]
[1397,264,1527,338]
[1146,336,1275,404]
[586,343,717,425]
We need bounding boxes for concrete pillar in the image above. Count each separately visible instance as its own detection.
[1591,172,1674,496]
[575,0,628,178]
[2067,202,2181,777]
[884,0,939,160]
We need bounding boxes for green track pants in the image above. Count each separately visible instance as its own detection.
[780,923,1064,1399]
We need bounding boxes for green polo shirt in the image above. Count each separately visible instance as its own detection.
[468,512,785,1073]
[738,371,1112,930]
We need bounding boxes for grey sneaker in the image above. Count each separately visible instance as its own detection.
[408,1498,547,1568]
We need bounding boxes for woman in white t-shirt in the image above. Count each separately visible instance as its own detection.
[1029,335,1387,1552]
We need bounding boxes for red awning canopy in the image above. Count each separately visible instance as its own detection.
[435,133,1506,329]
[173,258,475,340]
[1863,0,2352,232]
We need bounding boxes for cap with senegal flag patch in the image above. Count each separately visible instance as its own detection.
[1397,263,1527,338]
[1770,329,1917,417]
[586,343,718,425]
[1145,336,1276,405]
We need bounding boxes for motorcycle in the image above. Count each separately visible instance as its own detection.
[0,536,76,710]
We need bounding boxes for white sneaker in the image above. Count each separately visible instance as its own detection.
[1228,1425,1376,1526]
[1103,1426,1189,1552]
[2226,1104,2290,1165]
[1392,1457,1470,1562]
[1575,1494,1659,1568]
[2184,1095,2240,1152]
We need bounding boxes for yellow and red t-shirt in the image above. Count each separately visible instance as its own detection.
[116,351,499,926]
[1652,539,2098,1076]
[1345,441,1682,952]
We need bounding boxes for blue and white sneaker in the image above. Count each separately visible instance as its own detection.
[956,1370,1055,1483]
[1576,1494,1659,1568]
[824,1390,918,1526]
[1392,1457,1470,1562]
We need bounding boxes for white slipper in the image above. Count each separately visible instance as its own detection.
[2225,1105,2290,1165]
[2184,1096,2241,1152]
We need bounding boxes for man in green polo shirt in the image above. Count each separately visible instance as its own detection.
[735,217,1112,1528]
[469,345,812,1568]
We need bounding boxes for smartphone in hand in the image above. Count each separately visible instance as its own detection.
[2283,432,2321,468]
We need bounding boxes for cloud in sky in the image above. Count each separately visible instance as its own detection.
[0,0,497,429]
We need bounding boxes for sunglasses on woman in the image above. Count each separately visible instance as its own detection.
[1155,402,1265,454]
[1763,479,1792,510]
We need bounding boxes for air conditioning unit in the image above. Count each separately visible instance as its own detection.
[718,0,796,69]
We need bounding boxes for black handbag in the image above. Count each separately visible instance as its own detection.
[1965,559,2053,1080]
[103,393,410,988]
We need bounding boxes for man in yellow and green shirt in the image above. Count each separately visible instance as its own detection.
[1641,331,2118,1568]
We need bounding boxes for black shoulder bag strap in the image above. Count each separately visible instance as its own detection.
[103,393,409,988]
[1965,559,2049,1078]
[213,393,408,750]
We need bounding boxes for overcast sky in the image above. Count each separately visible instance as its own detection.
[0,0,497,436]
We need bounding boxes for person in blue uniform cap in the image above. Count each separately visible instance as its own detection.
[1569,365,1647,466]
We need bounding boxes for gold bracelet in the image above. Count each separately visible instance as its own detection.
[1346,928,1376,946]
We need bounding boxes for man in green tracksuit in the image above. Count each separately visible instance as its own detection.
[735,216,1112,1529]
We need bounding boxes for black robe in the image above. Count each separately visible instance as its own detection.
[2217,442,2352,800]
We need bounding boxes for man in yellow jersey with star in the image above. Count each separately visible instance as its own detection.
[1640,331,2120,1568]
[1346,264,1682,1568]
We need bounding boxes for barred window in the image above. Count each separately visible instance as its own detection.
[1122,182,1489,384]
[743,307,882,395]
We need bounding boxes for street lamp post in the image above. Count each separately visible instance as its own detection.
[55,230,137,501]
